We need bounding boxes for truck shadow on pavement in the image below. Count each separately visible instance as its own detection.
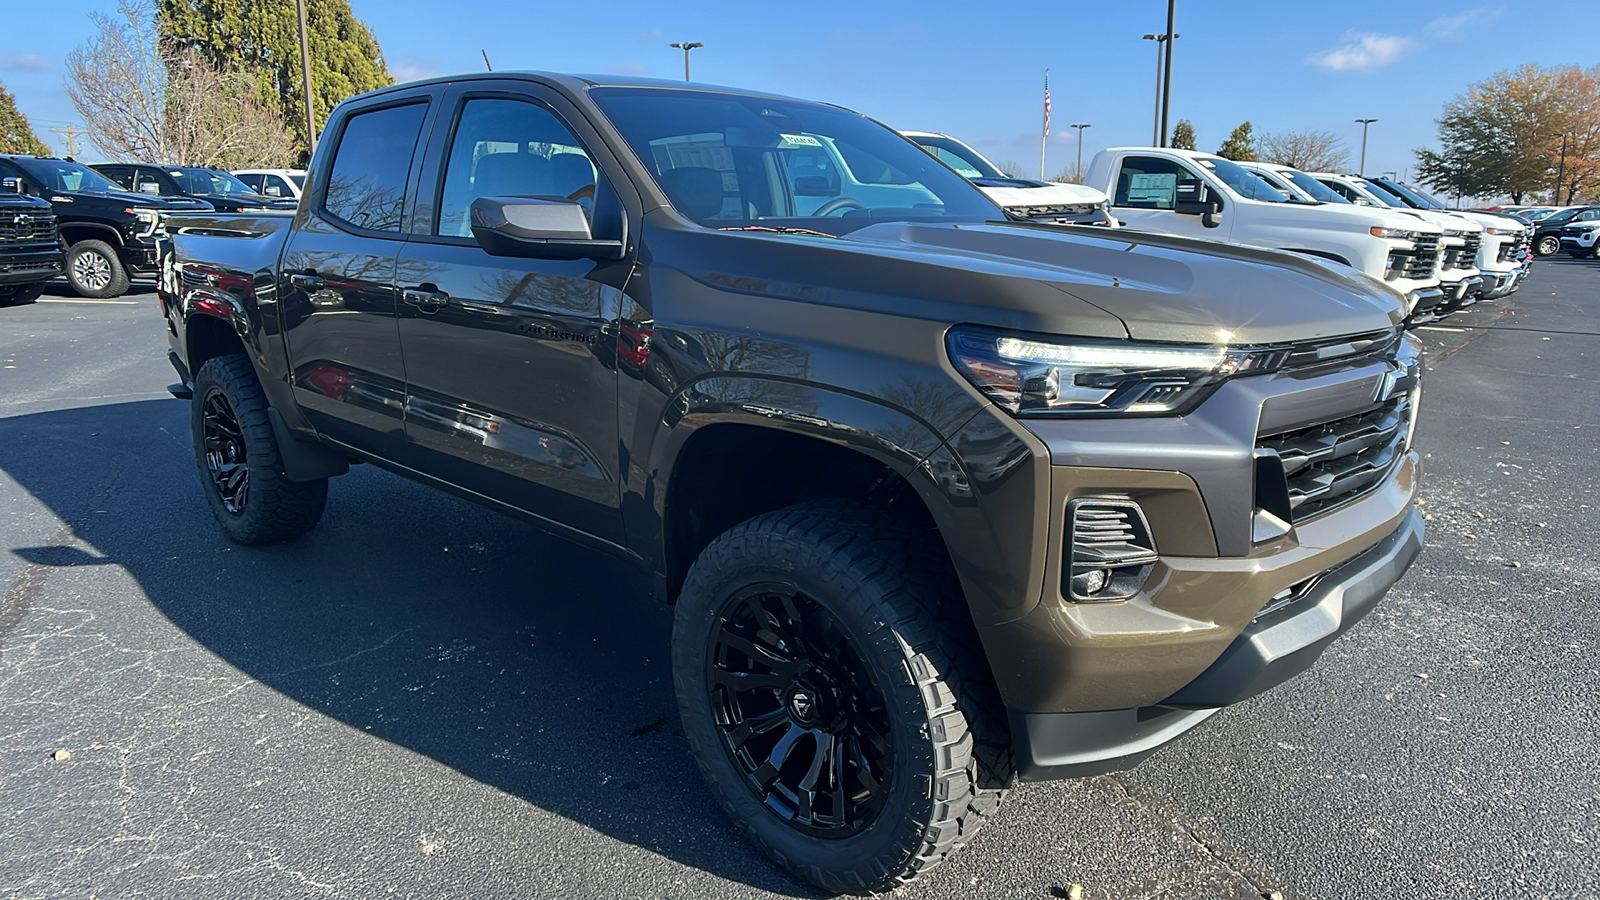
[0,397,824,897]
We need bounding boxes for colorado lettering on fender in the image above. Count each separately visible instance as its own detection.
[518,322,596,344]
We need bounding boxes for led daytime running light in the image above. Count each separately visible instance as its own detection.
[994,338,1227,369]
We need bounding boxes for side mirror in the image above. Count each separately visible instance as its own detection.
[469,196,626,261]
[0,177,20,194]
[1173,179,1222,217]
[139,182,162,194]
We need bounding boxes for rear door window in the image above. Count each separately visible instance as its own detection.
[323,102,429,233]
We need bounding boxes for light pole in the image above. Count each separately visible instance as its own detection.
[669,42,703,82]
[1071,124,1091,179]
[1551,132,1569,203]
[1140,33,1178,145]
[1159,0,1176,148]
[296,0,316,153]
[1355,118,1377,176]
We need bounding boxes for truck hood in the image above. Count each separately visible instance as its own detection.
[971,178,1108,208]
[688,219,1404,346]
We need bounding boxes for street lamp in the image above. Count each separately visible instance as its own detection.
[1141,30,1179,146]
[669,42,703,82]
[1071,124,1091,179]
[1355,118,1377,176]
[1551,132,1569,204]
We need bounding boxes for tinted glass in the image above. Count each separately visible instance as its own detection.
[1284,169,1349,204]
[14,157,123,193]
[910,136,1006,179]
[324,102,428,233]
[436,97,599,237]
[1358,179,1410,208]
[1196,156,1287,202]
[171,167,257,196]
[592,88,997,231]
[236,173,264,191]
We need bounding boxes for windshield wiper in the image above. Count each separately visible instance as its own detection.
[718,225,838,239]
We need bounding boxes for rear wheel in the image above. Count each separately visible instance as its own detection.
[191,354,327,544]
[0,283,44,307]
[673,500,1011,893]
[65,239,130,298]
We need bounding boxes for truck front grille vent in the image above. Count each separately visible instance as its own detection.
[1065,498,1158,602]
[0,212,56,243]
[1256,391,1412,523]
[1388,241,1438,280]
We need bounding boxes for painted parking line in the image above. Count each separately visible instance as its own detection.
[36,298,141,305]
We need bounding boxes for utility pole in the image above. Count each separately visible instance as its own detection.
[1551,132,1568,204]
[296,0,317,154]
[1141,34,1178,145]
[669,42,703,82]
[1159,0,1176,148]
[1355,118,1377,176]
[1071,123,1091,180]
[48,126,89,158]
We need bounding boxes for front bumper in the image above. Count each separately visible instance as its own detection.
[1013,506,1424,779]
[117,235,162,274]
[1404,286,1446,324]
[0,245,64,285]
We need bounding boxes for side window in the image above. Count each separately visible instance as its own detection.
[1578,210,1599,222]
[785,143,840,198]
[931,147,983,179]
[101,168,133,190]
[324,102,429,234]
[236,173,263,192]
[1113,156,1193,209]
[436,97,601,238]
[264,175,291,197]
[134,172,164,195]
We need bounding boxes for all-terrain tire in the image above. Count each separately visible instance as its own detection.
[65,239,130,299]
[672,499,1012,894]
[0,283,44,307]
[191,354,327,544]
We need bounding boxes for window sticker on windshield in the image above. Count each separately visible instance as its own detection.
[778,134,822,148]
[1128,173,1177,204]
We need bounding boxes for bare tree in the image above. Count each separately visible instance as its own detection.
[1051,165,1087,184]
[66,1,294,167]
[1258,129,1350,172]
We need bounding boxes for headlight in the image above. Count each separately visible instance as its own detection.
[1369,226,1417,240]
[947,327,1264,417]
[125,208,159,224]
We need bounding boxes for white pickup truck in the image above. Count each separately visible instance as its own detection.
[902,131,1115,227]
[1082,147,1446,321]
[1368,176,1528,300]
[1308,173,1487,309]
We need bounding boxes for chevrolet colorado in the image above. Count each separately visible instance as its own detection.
[160,73,1424,893]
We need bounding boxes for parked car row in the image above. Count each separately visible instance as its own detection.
[0,154,303,301]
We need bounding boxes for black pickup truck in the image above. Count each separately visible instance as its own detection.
[0,190,63,306]
[160,73,1425,892]
[0,154,209,298]
[92,163,298,214]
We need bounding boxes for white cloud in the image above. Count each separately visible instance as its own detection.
[1425,7,1501,38]
[392,57,442,83]
[1307,31,1416,72]
[0,54,51,72]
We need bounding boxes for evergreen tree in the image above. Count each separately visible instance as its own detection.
[1216,121,1257,161]
[157,0,392,149]
[1170,119,1196,151]
[0,82,49,156]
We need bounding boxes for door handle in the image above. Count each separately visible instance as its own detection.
[402,287,450,310]
[288,272,325,290]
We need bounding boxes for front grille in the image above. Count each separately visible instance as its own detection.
[1256,387,1413,523]
[1388,236,1439,280]
[1008,204,1096,218]
[1441,244,1473,270]
[0,211,55,243]
[1461,234,1482,261]
[1497,241,1518,263]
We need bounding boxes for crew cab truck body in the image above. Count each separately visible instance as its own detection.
[0,190,64,306]
[0,154,209,298]
[161,73,1424,893]
[1083,147,1447,322]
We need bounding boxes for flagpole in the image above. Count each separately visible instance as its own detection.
[1040,70,1049,179]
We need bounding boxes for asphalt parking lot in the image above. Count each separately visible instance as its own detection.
[1,265,1597,900]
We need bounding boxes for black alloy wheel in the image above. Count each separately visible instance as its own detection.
[201,387,250,514]
[707,583,894,837]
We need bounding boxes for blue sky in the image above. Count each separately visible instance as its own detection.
[3,1,1595,183]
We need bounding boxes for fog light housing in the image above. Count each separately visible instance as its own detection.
[1065,498,1158,602]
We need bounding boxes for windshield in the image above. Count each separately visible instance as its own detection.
[1543,208,1580,224]
[171,167,259,196]
[906,135,1007,180]
[16,157,123,193]
[1357,179,1409,208]
[1196,156,1288,202]
[1283,169,1350,204]
[591,88,999,232]
[1248,168,1314,203]
[1372,178,1438,210]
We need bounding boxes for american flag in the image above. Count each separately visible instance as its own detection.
[1043,70,1051,136]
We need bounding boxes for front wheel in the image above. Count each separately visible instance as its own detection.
[191,354,327,544]
[673,500,1011,893]
[1536,235,1559,257]
[65,239,130,298]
